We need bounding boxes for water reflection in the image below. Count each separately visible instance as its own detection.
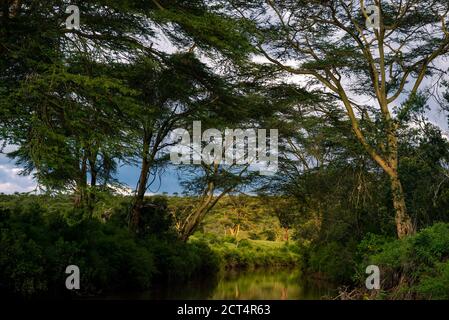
[147,269,335,300]
[90,268,336,300]
[206,269,335,300]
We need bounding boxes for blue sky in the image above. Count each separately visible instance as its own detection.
[0,152,184,195]
[118,164,183,195]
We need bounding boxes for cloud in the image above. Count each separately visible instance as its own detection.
[0,157,37,194]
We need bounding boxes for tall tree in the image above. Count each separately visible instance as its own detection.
[123,52,246,230]
[217,0,449,238]
[0,0,206,208]
[0,0,156,209]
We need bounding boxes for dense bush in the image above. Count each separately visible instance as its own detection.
[193,235,300,270]
[262,230,277,241]
[147,237,220,281]
[297,240,358,283]
[248,232,261,240]
[0,195,219,298]
[358,223,449,299]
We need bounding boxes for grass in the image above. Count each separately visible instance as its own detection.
[191,234,300,270]
[169,195,287,241]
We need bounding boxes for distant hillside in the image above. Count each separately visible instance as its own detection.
[168,196,286,241]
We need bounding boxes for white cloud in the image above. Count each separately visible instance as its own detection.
[0,161,37,194]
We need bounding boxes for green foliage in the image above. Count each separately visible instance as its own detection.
[298,241,358,283]
[262,230,276,241]
[132,196,177,238]
[356,233,394,260]
[248,232,261,240]
[193,235,300,270]
[222,235,237,244]
[2,0,449,301]
[360,223,449,299]
[145,237,219,281]
[416,261,449,299]
[269,104,449,286]
[174,195,287,241]
[0,195,219,297]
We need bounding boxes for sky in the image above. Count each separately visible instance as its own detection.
[0,144,37,194]
[0,153,185,195]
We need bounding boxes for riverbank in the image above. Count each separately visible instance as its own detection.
[0,195,219,298]
[0,195,299,299]
[5,194,449,300]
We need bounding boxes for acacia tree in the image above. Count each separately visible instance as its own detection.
[0,0,259,222]
[0,0,214,209]
[4,57,134,208]
[218,0,449,238]
[168,93,264,241]
[0,0,159,210]
[124,52,247,230]
[172,77,291,241]
[177,162,258,241]
[266,95,392,239]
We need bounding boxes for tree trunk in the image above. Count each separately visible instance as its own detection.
[179,180,219,242]
[131,157,150,231]
[386,126,415,239]
[74,153,88,208]
[86,152,98,214]
[130,134,151,231]
[390,174,414,239]
[338,83,416,239]
[179,190,232,242]
[180,201,210,242]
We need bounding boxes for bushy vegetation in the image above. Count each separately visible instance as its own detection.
[298,241,358,283]
[184,196,301,270]
[0,195,218,298]
[277,120,449,293]
[192,234,299,270]
[357,223,449,299]
[0,194,301,298]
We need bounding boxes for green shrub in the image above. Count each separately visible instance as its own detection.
[362,223,449,299]
[304,241,357,283]
[0,195,220,297]
[149,238,220,281]
[222,235,237,244]
[237,239,252,248]
[416,261,449,299]
[204,238,299,270]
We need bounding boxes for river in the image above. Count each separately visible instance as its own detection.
[94,268,336,300]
